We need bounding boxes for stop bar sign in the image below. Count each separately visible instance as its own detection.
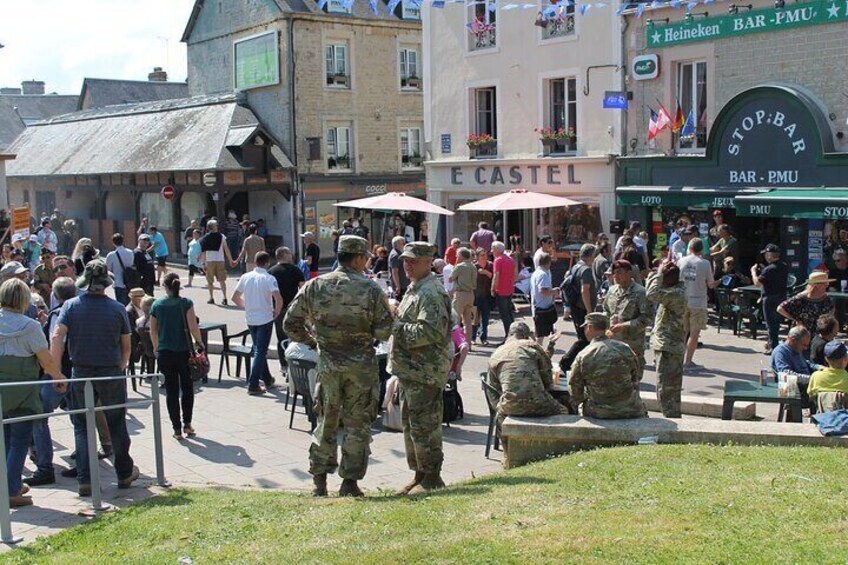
[160,185,176,200]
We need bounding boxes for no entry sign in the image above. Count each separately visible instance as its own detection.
[160,185,175,200]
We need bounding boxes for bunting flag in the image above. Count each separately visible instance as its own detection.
[388,0,402,12]
[369,0,379,14]
[580,3,591,15]
[680,109,697,139]
[648,109,660,142]
[342,0,355,9]
[432,0,445,6]
[672,104,686,133]
[635,3,646,17]
[318,0,329,9]
[656,102,673,132]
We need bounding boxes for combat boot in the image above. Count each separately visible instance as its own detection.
[312,473,328,497]
[339,479,364,498]
[396,471,425,495]
[407,472,445,496]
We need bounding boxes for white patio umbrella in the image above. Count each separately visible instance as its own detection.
[334,192,454,215]
[457,189,582,211]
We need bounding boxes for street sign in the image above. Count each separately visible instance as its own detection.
[603,91,628,109]
[160,185,176,200]
[203,172,216,187]
[632,54,660,81]
[441,134,451,154]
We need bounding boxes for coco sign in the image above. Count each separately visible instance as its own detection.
[631,54,660,81]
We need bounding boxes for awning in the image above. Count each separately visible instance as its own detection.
[616,186,768,208]
[735,189,848,219]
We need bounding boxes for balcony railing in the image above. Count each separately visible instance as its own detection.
[469,25,497,51]
[543,14,575,39]
[327,155,353,171]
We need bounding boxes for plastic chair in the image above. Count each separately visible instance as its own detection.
[714,287,740,335]
[277,339,291,410]
[218,329,252,382]
[735,291,762,339]
[288,359,317,432]
[479,372,500,458]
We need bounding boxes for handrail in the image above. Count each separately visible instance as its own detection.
[0,373,167,545]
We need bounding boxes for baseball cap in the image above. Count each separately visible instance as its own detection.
[825,340,847,360]
[761,243,781,254]
[300,231,315,239]
[580,312,610,330]
[11,233,25,244]
[0,261,27,279]
[337,235,371,256]
[399,241,436,260]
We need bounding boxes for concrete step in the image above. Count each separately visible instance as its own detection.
[501,414,840,468]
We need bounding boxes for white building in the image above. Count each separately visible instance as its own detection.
[423,1,623,259]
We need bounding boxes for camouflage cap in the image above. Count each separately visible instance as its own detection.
[337,235,371,256]
[399,241,435,260]
[580,312,610,330]
[76,259,114,291]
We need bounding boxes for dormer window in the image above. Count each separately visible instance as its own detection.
[402,0,421,20]
[327,0,352,14]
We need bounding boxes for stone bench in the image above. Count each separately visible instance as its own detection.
[639,392,756,420]
[501,415,846,468]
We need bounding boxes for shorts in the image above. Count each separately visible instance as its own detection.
[684,307,708,334]
[205,261,227,283]
[156,255,168,267]
[188,264,204,276]
[310,271,319,280]
[533,305,558,338]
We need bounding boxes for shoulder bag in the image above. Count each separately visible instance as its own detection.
[180,299,209,382]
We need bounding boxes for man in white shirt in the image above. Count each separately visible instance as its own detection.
[105,233,136,306]
[232,251,283,395]
[671,225,697,264]
[533,236,556,269]
[677,238,717,371]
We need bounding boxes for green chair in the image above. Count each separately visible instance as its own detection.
[714,287,740,335]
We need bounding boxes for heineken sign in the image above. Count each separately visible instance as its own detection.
[647,0,848,47]
[632,54,660,80]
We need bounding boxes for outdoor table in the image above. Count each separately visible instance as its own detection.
[733,285,762,296]
[722,379,802,422]
[199,322,227,352]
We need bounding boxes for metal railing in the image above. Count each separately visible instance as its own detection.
[0,373,167,544]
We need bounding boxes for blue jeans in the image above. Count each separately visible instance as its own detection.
[5,421,33,496]
[33,378,67,476]
[114,286,129,306]
[473,295,492,341]
[68,366,134,485]
[248,321,274,389]
[763,294,785,350]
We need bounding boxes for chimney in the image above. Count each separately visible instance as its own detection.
[21,80,45,95]
[148,67,168,82]
[0,87,22,95]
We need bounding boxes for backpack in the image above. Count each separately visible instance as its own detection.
[561,263,589,308]
[117,251,141,289]
[442,377,464,425]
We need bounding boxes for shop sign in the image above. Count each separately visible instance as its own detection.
[202,172,216,187]
[12,206,30,238]
[233,31,280,91]
[450,163,583,187]
[647,0,848,48]
[632,54,659,80]
[364,184,387,195]
[603,91,628,109]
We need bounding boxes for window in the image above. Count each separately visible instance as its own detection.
[401,127,422,168]
[325,44,349,87]
[677,61,707,150]
[470,87,497,158]
[545,78,577,154]
[327,0,352,14]
[326,125,353,171]
[399,47,420,89]
[467,0,497,51]
[539,0,575,40]
[402,0,421,20]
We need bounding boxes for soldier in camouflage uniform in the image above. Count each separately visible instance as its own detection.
[645,261,688,418]
[389,242,452,496]
[603,259,652,379]
[487,322,567,439]
[568,313,647,418]
[284,235,394,497]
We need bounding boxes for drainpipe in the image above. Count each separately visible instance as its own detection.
[620,16,629,157]
[287,18,302,258]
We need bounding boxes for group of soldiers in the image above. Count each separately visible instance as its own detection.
[283,236,688,497]
[283,236,452,497]
[486,257,689,433]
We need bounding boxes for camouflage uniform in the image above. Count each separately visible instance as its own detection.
[645,271,688,418]
[487,338,567,432]
[603,281,652,378]
[283,236,393,481]
[388,243,452,475]
[569,335,647,419]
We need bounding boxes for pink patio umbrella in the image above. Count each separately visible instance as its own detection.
[457,189,582,211]
[334,192,454,215]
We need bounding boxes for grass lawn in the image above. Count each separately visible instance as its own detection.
[3,444,847,564]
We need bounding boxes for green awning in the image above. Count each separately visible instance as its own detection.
[735,189,848,219]
[615,186,766,208]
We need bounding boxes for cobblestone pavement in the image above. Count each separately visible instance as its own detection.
[2,266,776,548]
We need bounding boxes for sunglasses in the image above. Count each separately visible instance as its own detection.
[53,264,70,273]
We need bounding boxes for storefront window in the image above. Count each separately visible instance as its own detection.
[537,204,600,248]
[677,61,707,150]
